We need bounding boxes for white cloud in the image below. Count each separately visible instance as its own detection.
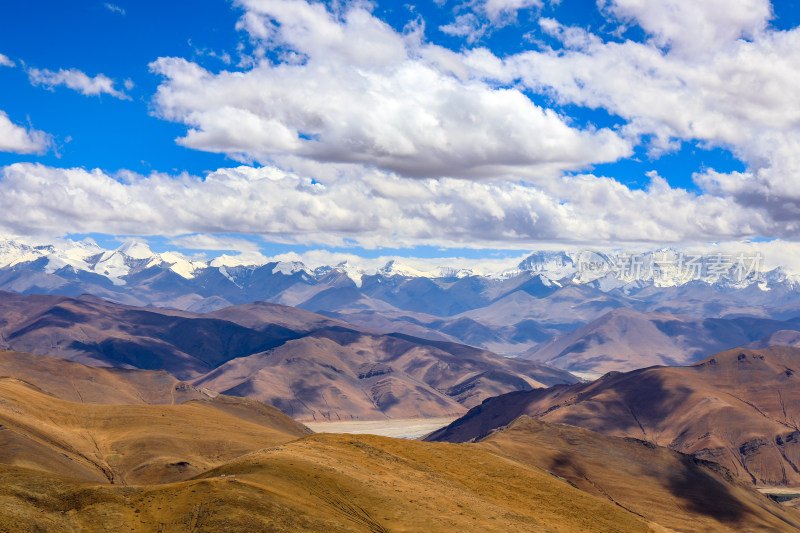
[0,111,50,154]
[150,0,631,180]
[599,0,771,56]
[489,12,800,218]
[264,248,533,275]
[480,0,543,22]
[0,162,774,248]
[28,68,130,100]
[440,0,545,40]
[0,54,15,68]
[440,13,485,42]
[104,3,126,15]
[169,234,264,254]
[10,0,791,251]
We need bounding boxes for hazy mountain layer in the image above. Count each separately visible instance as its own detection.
[524,307,800,373]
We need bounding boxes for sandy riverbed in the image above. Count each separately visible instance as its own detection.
[304,417,458,439]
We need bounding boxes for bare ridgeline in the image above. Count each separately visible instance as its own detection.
[1,243,800,530]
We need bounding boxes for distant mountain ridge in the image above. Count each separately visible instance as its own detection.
[1,237,794,290]
[0,291,577,421]
[3,237,800,365]
[523,307,800,373]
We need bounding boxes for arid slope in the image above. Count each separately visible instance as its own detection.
[0,348,211,405]
[429,346,800,487]
[0,378,310,485]
[0,434,654,532]
[478,416,800,532]
[0,358,796,531]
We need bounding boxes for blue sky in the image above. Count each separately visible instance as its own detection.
[0,0,240,175]
[1,0,799,263]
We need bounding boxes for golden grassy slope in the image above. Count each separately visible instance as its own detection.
[0,352,649,531]
[0,433,652,533]
[1,379,795,532]
[0,379,310,485]
[479,416,800,532]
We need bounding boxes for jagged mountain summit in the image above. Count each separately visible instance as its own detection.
[0,238,207,284]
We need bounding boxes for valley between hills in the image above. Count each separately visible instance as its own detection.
[0,347,797,532]
[2,285,800,531]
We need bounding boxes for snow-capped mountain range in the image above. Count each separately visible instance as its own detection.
[3,236,800,368]
[0,238,205,285]
[0,237,794,291]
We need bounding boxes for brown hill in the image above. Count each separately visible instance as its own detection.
[478,416,800,532]
[192,328,574,421]
[428,346,800,487]
[0,292,577,421]
[0,348,211,405]
[0,365,795,531]
[0,377,310,485]
[5,430,800,532]
[0,291,312,378]
[0,354,640,531]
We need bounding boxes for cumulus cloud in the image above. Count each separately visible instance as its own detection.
[150,0,631,180]
[599,0,772,55]
[28,68,130,99]
[510,19,800,145]
[440,13,486,42]
[0,162,774,248]
[0,111,50,154]
[15,0,793,250]
[484,9,800,220]
[0,54,14,68]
